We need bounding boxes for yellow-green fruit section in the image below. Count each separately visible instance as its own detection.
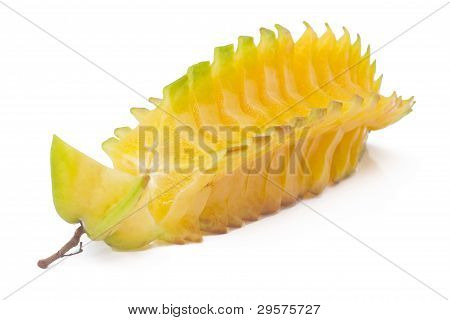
[51,136,149,240]
[52,23,413,250]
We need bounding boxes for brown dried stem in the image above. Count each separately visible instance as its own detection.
[37,225,85,269]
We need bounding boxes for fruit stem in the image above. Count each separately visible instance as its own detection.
[37,224,85,269]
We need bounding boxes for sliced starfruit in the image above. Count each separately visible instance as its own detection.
[40,23,414,267]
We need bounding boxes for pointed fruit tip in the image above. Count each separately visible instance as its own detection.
[148,97,162,107]
[102,137,119,152]
[274,23,283,30]
[303,21,312,29]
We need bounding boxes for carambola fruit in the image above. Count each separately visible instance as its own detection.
[38,23,413,267]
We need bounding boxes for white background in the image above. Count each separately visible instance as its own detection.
[0,0,449,318]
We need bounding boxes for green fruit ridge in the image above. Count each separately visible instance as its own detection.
[50,23,413,250]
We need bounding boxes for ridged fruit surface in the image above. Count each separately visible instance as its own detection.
[51,23,413,250]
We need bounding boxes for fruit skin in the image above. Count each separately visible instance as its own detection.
[50,23,414,250]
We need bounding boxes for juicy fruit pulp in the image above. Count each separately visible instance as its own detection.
[50,23,413,250]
